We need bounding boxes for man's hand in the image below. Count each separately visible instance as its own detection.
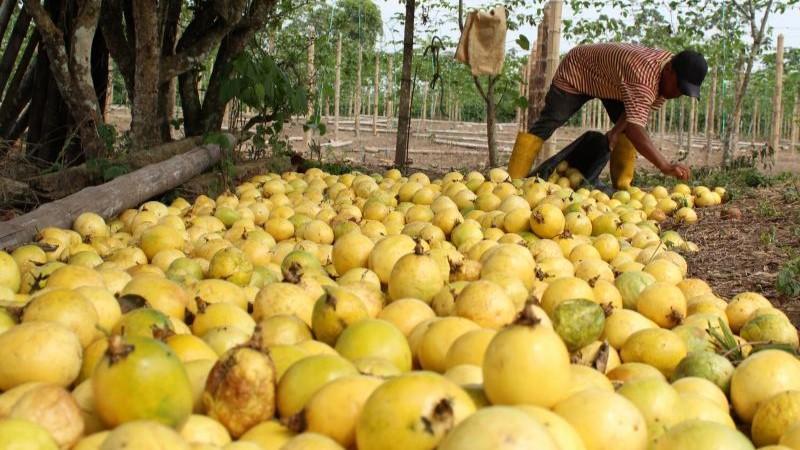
[662,163,691,180]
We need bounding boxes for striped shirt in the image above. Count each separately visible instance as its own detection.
[552,43,673,127]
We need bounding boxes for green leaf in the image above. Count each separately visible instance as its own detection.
[516,35,530,51]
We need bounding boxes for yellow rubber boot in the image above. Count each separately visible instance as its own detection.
[610,134,637,190]
[508,132,544,179]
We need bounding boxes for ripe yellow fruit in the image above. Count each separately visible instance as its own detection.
[387,244,444,303]
[356,372,476,450]
[331,232,374,275]
[617,377,682,438]
[203,341,276,438]
[635,282,687,328]
[377,298,436,336]
[483,308,571,407]
[725,292,773,333]
[122,275,190,320]
[304,375,383,447]
[620,328,686,377]
[140,224,187,260]
[0,251,22,293]
[540,277,595,315]
[99,420,189,449]
[651,419,753,450]
[312,287,368,345]
[0,419,59,450]
[368,235,416,284]
[23,288,100,347]
[0,321,82,390]
[253,282,315,326]
[444,328,497,369]
[417,317,480,373]
[453,280,515,329]
[93,336,193,428]
[8,384,84,449]
[238,421,295,449]
[602,309,658,350]
[276,354,358,418]
[334,319,412,372]
[178,414,231,447]
[438,406,559,450]
[731,350,800,423]
[553,389,648,450]
[530,203,565,238]
[750,390,800,446]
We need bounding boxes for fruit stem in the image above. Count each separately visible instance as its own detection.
[106,335,134,365]
[514,301,543,327]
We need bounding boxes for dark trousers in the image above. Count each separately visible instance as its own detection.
[529,85,624,140]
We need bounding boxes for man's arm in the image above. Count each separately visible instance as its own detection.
[624,123,690,180]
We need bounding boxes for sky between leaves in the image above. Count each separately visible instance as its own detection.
[373,0,799,56]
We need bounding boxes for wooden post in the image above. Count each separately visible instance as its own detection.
[770,34,784,151]
[791,95,799,152]
[705,70,717,155]
[677,98,685,150]
[386,54,393,121]
[752,99,759,149]
[421,82,428,129]
[542,0,562,158]
[305,26,316,150]
[659,105,666,148]
[355,43,362,139]
[373,51,380,136]
[333,33,341,134]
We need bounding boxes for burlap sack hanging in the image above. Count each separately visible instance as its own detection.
[455,6,508,76]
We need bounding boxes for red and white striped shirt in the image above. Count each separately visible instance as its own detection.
[552,43,673,127]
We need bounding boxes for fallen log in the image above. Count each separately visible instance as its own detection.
[27,136,204,200]
[0,137,230,251]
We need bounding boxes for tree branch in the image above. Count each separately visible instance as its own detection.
[100,0,134,96]
[472,75,488,101]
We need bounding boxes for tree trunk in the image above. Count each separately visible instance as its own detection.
[23,0,106,160]
[130,0,161,150]
[791,95,799,152]
[0,138,230,251]
[723,1,774,163]
[305,26,316,149]
[0,0,16,42]
[334,33,342,140]
[157,0,182,142]
[770,33,784,152]
[752,99,759,149]
[485,77,498,168]
[373,51,379,136]
[394,0,415,168]
[386,53,394,125]
[421,82,428,127]
[705,70,717,155]
[0,9,31,98]
[355,43,362,139]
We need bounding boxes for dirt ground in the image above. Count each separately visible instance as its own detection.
[661,183,800,324]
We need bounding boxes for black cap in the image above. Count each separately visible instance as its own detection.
[672,50,708,98]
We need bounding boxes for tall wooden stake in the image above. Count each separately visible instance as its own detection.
[752,99,759,149]
[659,105,666,148]
[705,70,717,155]
[687,98,695,156]
[770,33,784,152]
[333,33,342,141]
[355,43,362,140]
[373,51,380,135]
[421,82,428,129]
[386,54,394,122]
[305,26,316,150]
[791,96,799,152]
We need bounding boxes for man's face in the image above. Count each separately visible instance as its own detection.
[660,64,683,99]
